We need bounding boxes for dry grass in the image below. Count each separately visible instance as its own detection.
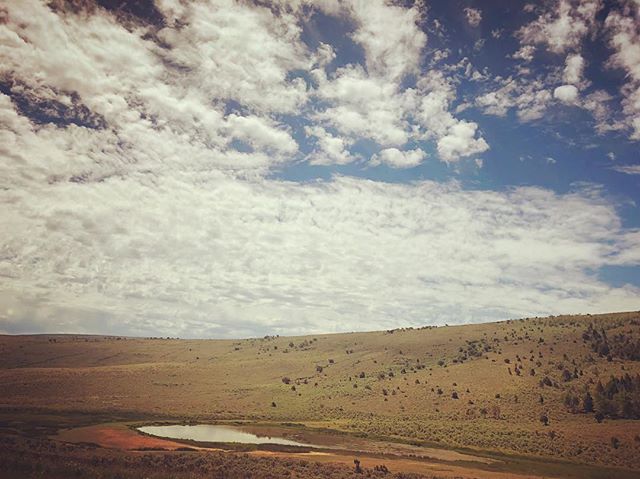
[1,311,640,475]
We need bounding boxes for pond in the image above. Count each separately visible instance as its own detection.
[137,424,316,448]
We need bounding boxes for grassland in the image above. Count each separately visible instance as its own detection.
[1,311,640,478]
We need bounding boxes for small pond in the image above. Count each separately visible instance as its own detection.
[137,424,316,447]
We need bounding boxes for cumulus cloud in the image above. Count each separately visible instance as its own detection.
[516,0,602,54]
[476,77,552,121]
[225,114,298,155]
[563,53,585,84]
[513,45,536,63]
[347,0,426,81]
[155,0,311,114]
[305,126,356,165]
[554,84,579,103]
[437,121,489,162]
[309,0,489,162]
[416,72,489,161]
[464,7,482,27]
[370,148,425,168]
[604,1,640,139]
[312,65,410,146]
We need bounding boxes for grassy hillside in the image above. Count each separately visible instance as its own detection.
[1,311,640,471]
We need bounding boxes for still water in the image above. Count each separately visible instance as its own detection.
[138,424,315,447]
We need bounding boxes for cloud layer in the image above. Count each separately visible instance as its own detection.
[0,0,639,337]
[2,166,639,337]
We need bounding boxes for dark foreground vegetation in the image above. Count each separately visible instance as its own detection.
[0,435,434,479]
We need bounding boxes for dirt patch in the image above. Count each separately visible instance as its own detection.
[55,423,542,479]
[55,423,198,450]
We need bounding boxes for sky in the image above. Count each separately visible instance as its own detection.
[0,0,639,338]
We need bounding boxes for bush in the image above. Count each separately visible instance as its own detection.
[583,391,594,413]
[540,414,549,426]
[592,374,640,419]
[563,392,579,413]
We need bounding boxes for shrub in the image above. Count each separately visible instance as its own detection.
[592,375,640,419]
[583,391,594,413]
[540,376,553,387]
[563,392,579,413]
[540,414,549,426]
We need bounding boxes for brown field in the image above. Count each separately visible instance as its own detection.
[1,311,640,478]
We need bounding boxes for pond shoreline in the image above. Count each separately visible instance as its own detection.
[49,417,640,479]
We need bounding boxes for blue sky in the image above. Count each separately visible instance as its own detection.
[0,0,639,338]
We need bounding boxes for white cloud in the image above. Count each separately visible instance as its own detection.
[370,148,425,168]
[305,126,355,165]
[2,169,639,337]
[226,114,298,155]
[437,121,489,162]
[312,65,410,146]
[310,0,489,162]
[581,89,624,134]
[516,0,602,54]
[1,0,639,339]
[464,7,482,27]
[605,2,640,139]
[476,77,552,121]
[612,164,640,175]
[0,0,316,176]
[563,53,585,84]
[513,45,536,63]
[314,42,336,68]
[554,84,579,103]
[155,0,311,114]
[348,0,427,81]
[416,71,489,161]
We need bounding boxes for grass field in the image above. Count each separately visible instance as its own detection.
[1,311,640,478]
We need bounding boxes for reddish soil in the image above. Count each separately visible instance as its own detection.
[56,423,199,450]
[55,424,542,479]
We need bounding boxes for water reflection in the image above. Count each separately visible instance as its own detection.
[138,424,314,447]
